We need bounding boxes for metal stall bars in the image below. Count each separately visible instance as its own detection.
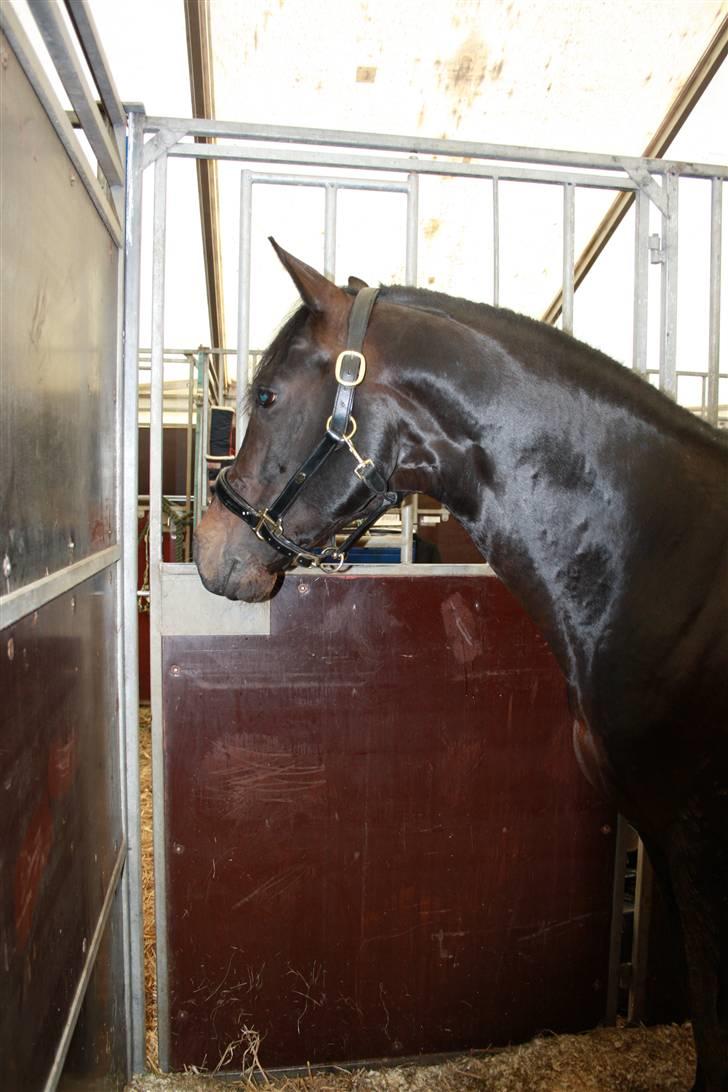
[0,0,144,1087]
[131,115,727,1072]
[236,167,420,562]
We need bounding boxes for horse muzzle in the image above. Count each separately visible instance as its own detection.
[193,507,280,603]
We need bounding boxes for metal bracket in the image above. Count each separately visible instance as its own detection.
[142,124,189,169]
[621,164,669,216]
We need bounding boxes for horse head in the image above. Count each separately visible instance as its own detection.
[194,241,400,602]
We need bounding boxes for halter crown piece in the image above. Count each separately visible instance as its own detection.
[214,287,402,570]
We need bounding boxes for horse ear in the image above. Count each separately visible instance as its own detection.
[348,275,369,290]
[269,237,347,314]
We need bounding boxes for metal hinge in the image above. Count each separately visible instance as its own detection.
[648,234,665,264]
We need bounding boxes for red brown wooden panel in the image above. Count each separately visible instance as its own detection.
[162,573,616,1070]
[0,571,122,1089]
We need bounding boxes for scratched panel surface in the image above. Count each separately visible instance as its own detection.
[163,573,616,1070]
[0,570,122,1089]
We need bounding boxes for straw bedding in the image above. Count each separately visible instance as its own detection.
[134,708,694,1091]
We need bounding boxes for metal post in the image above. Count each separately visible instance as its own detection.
[119,109,146,1077]
[184,353,195,559]
[402,172,420,563]
[659,172,679,399]
[633,187,649,376]
[605,814,631,1024]
[324,183,337,281]
[195,351,211,523]
[405,172,419,285]
[237,170,253,444]
[628,839,655,1024]
[707,177,722,426]
[149,152,171,1072]
[492,178,500,307]
[562,183,575,335]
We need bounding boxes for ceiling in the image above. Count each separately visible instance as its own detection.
[83,0,727,370]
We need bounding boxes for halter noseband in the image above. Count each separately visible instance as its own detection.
[214,287,402,570]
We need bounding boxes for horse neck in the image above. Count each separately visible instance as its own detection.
[386,307,724,691]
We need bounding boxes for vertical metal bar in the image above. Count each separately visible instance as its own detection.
[196,351,210,523]
[149,151,170,1072]
[119,109,146,1077]
[401,172,420,564]
[633,187,649,376]
[628,839,654,1024]
[562,183,575,335]
[400,496,418,564]
[492,177,500,307]
[184,353,195,559]
[659,172,679,398]
[605,814,630,1024]
[237,170,253,444]
[707,177,722,426]
[324,183,337,281]
[405,172,419,285]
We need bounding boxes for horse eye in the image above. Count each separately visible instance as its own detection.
[255,387,277,408]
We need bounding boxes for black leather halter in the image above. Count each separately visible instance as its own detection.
[214,287,401,570]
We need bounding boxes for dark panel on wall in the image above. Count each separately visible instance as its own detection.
[162,573,616,1071]
[138,427,191,498]
[0,571,122,1090]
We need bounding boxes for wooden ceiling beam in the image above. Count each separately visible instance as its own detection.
[184,0,226,365]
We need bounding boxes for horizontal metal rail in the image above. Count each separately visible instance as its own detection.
[167,141,641,191]
[245,171,410,193]
[29,0,124,187]
[0,2,121,245]
[143,114,728,182]
[1,545,120,630]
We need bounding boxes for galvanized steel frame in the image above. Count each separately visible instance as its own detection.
[130,112,726,1071]
[0,2,146,1081]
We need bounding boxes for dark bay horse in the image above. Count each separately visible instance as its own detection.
[194,241,728,1091]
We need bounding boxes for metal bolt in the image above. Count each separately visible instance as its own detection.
[71,596,76,614]
[298,582,310,595]
[170,664,181,677]
[172,842,185,855]
[2,555,11,578]
[68,539,75,551]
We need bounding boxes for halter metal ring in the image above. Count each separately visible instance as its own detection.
[318,548,346,573]
[326,414,357,442]
[335,350,366,387]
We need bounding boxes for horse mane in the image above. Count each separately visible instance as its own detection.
[378,284,728,449]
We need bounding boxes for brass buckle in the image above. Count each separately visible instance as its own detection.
[335,350,366,387]
[354,458,374,481]
[254,508,283,541]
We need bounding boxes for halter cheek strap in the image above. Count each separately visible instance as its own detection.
[214,287,402,570]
